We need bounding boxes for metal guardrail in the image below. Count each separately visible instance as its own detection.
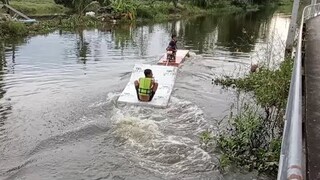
[277,3,320,180]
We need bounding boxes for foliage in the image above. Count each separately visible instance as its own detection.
[200,130,214,149]
[53,0,100,15]
[61,15,102,28]
[214,58,293,121]
[0,21,28,38]
[97,0,111,6]
[111,0,138,20]
[187,0,282,8]
[0,15,102,37]
[51,0,290,20]
[10,0,66,15]
[54,0,74,8]
[54,0,110,8]
[137,1,172,19]
[216,105,281,175]
[8,0,291,17]
[27,15,103,34]
[211,58,293,176]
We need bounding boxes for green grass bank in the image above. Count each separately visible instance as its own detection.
[10,0,66,16]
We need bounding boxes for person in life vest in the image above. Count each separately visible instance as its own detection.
[134,69,158,102]
[166,34,177,62]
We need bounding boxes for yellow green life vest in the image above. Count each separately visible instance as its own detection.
[138,78,152,95]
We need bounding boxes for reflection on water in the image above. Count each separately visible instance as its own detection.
[76,29,90,63]
[0,7,290,180]
[0,52,12,164]
[0,42,5,140]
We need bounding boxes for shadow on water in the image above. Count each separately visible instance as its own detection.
[19,6,280,63]
[76,29,90,64]
[161,5,279,54]
[216,8,277,52]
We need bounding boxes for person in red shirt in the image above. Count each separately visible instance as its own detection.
[166,34,177,62]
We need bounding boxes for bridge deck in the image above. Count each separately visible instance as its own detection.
[305,15,320,180]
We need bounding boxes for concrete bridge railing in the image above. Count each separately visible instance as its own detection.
[277,3,320,180]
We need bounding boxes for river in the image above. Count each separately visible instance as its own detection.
[0,6,290,180]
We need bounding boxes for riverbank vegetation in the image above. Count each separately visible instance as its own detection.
[0,21,28,38]
[7,0,292,18]
[203,58,293,177]
[0,0,292,39]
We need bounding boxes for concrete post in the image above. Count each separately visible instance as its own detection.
[285,0,300,56]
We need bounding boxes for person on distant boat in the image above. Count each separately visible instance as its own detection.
[134,69,158,102]
[166,34,177,62]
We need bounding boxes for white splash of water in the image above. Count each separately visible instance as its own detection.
[108,95,219,177]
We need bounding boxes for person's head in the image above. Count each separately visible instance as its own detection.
[144,69,153,78]
[171,34,177,41]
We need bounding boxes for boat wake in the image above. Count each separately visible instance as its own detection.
[1,81,223,180]
[106,92,222,179]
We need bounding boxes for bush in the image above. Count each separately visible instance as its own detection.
[136,5,154,19]
[214,58,293,114]
[136,2,176,20]
[216,105,281,175]
[111,0,138,20]
[212,58,293,177]
[0,21,28,38]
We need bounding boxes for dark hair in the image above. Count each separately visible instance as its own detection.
[171,34,176,39]
[144,69,152,77]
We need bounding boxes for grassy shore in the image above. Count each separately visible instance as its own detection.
[0,0,241,39]
[8,0,243,18]
[10,0,66,16]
